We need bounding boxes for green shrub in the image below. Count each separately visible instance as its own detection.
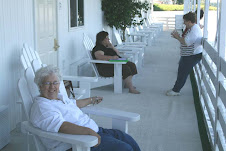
[154,4,183,11]
[153,4,217,11]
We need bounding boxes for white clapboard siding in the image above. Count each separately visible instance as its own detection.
[0,0,34,130]
[56,0,104,75]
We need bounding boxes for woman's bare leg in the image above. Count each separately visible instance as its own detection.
[124,76,140,94]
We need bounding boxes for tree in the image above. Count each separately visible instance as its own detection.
[101,0,149,41]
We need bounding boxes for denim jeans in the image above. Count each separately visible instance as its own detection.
[172,53,202,92]
[91,127,141,151]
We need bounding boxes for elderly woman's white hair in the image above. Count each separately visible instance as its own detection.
[34,65,62,88]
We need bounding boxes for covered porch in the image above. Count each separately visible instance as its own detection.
[2,30,204,151]
[0,0,225,151]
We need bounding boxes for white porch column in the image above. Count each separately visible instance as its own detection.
[193,0,197,12]
[217,0,226,59]
[196,0,201,25]
[184,0,190,14]
[203,0,210,39]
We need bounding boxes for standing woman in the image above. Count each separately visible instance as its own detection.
[92,31,140,94]
[166,12,203,96]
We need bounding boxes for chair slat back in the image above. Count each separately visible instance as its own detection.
[139,25,144,30]
[28,46,37,61]
[21,55,28,69]
[22,43,42,71]
[83,33,94,51]
[25,67,40,98]
[143,20,148,28]
[32,59,42,72]
[113,27,123,45]
[125,28,134,42]
[22,48,32,69]
[23,44,33,63]
[34,50,42,65]
[83,33,100,77]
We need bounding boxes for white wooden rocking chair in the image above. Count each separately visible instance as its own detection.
[18,65,140,151]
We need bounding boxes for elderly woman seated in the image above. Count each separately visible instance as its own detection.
[30,65,141,151]
[92,31,140,94]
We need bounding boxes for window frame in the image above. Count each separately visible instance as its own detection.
[68,0,84,31]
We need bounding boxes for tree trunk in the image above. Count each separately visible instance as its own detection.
[122,28,126,42]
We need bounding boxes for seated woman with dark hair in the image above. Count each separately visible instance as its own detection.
[92,31,140,94]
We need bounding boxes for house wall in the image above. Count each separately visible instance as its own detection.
[57,0,104,75]
[0,0,35,130]
[0,0,105,130]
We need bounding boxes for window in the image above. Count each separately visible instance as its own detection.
[69,0,84,28]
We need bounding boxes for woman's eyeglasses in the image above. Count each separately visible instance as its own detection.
[42,81,60,86]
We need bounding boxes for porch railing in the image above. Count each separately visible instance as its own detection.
[153,17,175,30]
[193,39,226,151]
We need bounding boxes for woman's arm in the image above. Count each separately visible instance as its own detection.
[94,51,119,61]
[59,121,101,147]
[76,96,103,108]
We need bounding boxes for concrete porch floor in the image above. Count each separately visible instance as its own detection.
[1,30,202,151]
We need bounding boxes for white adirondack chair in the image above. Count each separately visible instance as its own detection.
[134,26,157,45]
[137,24,158,37]
[147,17,164,31]
[142,19,162,35]
[83,33,139,66]
[21,43,97,99]
[143,19,163,32]
[125,27,149,44]
[113,28,145,68]
[82,33,128,93]
[18,67,140,151]
[113,27,147,47]
[141,25,161,38]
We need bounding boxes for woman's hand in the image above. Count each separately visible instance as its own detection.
[106,42,114,48]
[171,30,180,39]
[90,96,103,105]
[89,129,101,147]
[171,30,186,45]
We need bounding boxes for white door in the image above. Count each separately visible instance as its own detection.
[35,0,59,66]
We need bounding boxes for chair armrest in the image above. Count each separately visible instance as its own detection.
[145,26,159,29]
[63,75,98,83]
[128,33,147,37]
[123,42,147,46]
[21,121,98,147]
[117,45,144,50]
[81,106,140,122]
[117,48,139,54]
[89,60,126,64]
[117,45,144,49]
[138,30,155,33]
